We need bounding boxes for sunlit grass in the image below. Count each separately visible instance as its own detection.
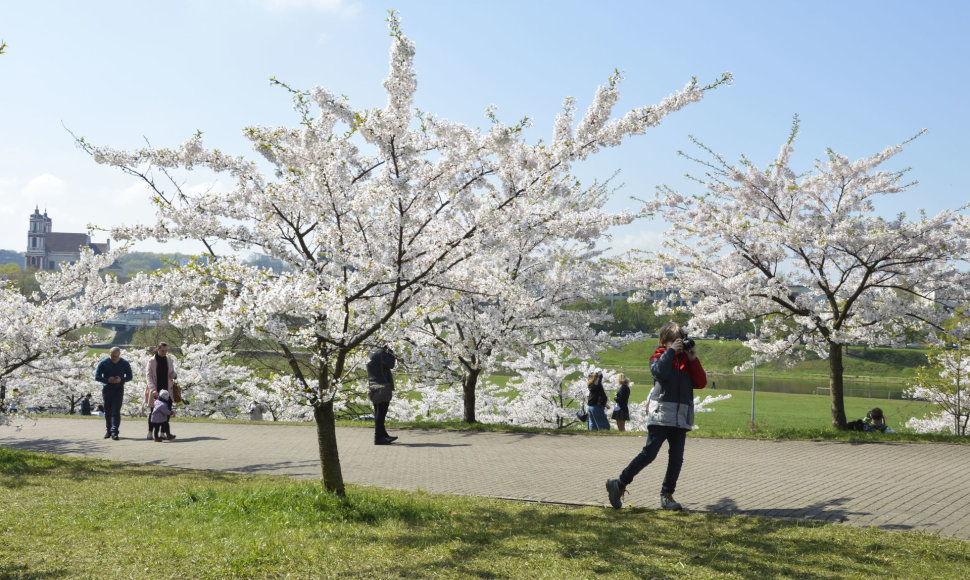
[1,448,967,579]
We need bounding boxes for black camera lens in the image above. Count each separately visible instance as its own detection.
[682,338,696,350]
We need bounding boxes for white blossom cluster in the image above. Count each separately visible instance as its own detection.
[1,249,128,426]
[905,328,970,435]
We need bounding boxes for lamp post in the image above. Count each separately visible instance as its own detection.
[750,318,758,429]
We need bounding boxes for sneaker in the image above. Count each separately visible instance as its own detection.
[660,492,682,511]
[104,432,111,439]
[111,434,119,441]
[606,478,626,509]
[374,438,394,446]
[166,434,176,441]
[154,436,163,442]
[147,432,153,440]
[385,435,398,442]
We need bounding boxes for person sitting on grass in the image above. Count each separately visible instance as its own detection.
[846,407,896,433]
[863,407,896,433]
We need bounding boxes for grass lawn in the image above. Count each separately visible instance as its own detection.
[598,339,926,384]
[2,448,968,579]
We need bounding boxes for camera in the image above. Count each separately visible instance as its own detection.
[682,337,696,350]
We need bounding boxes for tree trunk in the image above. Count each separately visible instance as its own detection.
[462,367,481,424]
[313,399,345,496]
[829,342,847,429]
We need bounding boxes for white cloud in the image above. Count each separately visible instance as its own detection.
[22,173,68,200]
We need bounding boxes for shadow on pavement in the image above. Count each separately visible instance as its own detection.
[394,442,471,448]
[704,496,871,523]
[232,460,320,474]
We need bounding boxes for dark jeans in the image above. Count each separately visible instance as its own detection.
[102,385,124,435]
[373,400,390,440]
[619,425,688,495]
[587,405,610,430]
[150,421,171,438]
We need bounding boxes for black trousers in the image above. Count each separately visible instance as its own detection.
[619,425,688,495]
[373,400,390,440]
[149,421,171,438]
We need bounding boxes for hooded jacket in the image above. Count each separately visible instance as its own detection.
[366,347,396,388]
[646,346,707,429]
[151,391,173,424]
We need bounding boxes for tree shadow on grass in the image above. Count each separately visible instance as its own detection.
[0,447,240,489]
[371,504,898,579]
[0,563,70,579]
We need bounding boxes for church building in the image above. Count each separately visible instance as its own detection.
[25,207,111,270]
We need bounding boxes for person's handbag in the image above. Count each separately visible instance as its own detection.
[171,381,183,404]
[576,403,589,423]
[368,383,393,404]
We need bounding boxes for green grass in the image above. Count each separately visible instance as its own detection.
[599,339,926,384]
[1,448,967,579]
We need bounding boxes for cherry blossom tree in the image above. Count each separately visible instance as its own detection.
[5,351,100,415]
[406,238,630,423]
[78,14,729,494]
[0,249,124,424]
[906,312,970,435]
[640,118,970,428]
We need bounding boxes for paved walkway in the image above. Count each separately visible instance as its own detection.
[4,417,970,540]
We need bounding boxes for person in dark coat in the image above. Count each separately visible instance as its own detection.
[612,374,631,432]
[586,372,610,431]
[606,322,707,511]
[80,393,93,416]
[94,347,133,440]
[366,345,398,445]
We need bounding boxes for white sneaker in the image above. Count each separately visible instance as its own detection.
[660,492,682,511]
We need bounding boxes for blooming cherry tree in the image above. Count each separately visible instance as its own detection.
[4,351,101,415]
[0,249,124,424]
[79,14,729,493]
[640,119,970,428]
[906,312,970,435]
[407,238,629,423]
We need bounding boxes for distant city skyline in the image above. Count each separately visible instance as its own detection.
[2,0,968,257]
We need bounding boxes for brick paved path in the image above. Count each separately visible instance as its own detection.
[4,417,970,539]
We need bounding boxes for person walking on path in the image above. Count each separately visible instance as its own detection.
[366,345,398,445]
[606,322,706,510]
[94,347,133,440]
[144,343,178,441]
[79,393,92,416]
[612,374,631,432]
[586,372,610,431]
[149,389,176,442]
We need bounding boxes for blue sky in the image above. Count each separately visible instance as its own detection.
[1,0,967,255]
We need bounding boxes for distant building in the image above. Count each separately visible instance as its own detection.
[25,207,111,270]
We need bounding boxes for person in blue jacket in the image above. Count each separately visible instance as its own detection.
[606,322,707,510]
[94,347,133,440]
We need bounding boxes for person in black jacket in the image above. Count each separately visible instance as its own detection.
[612,374,631,432]
[366,345,398,445]
[586,372,610,431]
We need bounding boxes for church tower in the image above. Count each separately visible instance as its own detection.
[25,207,52,269]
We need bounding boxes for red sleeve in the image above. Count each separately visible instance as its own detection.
[686,358,707,389]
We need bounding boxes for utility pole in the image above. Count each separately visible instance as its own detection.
[750,318,758,430]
